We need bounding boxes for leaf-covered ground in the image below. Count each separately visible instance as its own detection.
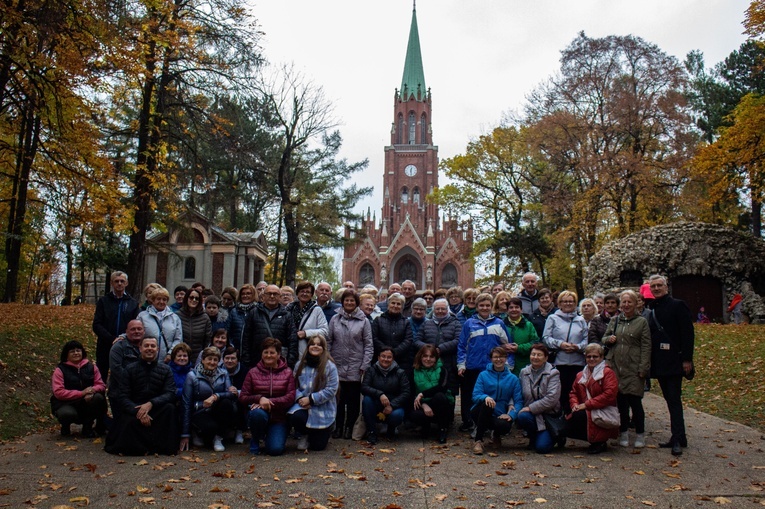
[0,306,762,441]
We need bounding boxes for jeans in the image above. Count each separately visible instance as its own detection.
[361,396,404,434]
[516,411,554,454]
[247,408,287,456]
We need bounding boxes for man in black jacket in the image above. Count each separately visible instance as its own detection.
[105,337,178,455]
[242,284,297,368]
[647,275,695,456]
[92,271,139,381]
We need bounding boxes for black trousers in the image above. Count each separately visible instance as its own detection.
[556,364,581,414]
[191,399,237,442]
[617,392,645,433]
[459,369,481,425]
[657,375,686,442]
[289,409,332,451]
[470,400,513,441]
[410,392,455,430]
[54,394,107,428]
[337,381,361,431]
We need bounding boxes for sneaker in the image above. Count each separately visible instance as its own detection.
[470,428,477,440]
[296,436,309,450]
[234,430,244,444]
[634,433,645,448]
[192,433,204,448]
[213,436,225,452]
[618,431,629,447]
[458,421,473,433]
[249,438,260,455]
[367,432,378,445]
[473,441,484,455]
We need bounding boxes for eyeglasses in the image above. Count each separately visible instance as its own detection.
[188,296,199,301]
[265,292,280,296]
[585,355,601,359]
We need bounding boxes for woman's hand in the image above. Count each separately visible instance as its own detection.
[498,413,511,421]
[203,394,217,408]
[607,335,617,345]
[413,394,422,410]
[259,397,272,411]
[485,396,496,409]
[573,403,586,412]
[520,406,530,414]
[228,385,238,395]
[422,403,433,418]
[507,343,518,353]
[382,405,393,416]
[458,368,465,377]
[379,394,390,407]
[298,396,310,408]
[179,437,189,452]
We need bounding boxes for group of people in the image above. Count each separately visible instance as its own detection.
[51,271,694,457]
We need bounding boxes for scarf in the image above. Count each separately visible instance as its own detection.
[305,353,320,368]
[196,364,216,385]
[291,300,315,330]
[237,302,256,314]
[579,360,606,385]
[154,306,173,320]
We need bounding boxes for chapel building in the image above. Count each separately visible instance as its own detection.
[342,5,474,291]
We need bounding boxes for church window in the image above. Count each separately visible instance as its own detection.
[401,186,409,204]
[408,112,416,144]
[420,113,427,143]
[413,187,420,204]
[396,113,404,144]
[441,264,458,288]
[399,260,417,283]
[184,256,196,280]
[359,264,375,286]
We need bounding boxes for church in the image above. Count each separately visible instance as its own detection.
[342,5,474,291]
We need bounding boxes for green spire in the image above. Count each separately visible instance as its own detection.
[399,4,426,101]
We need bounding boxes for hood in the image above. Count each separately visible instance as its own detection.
[255,356,289,374]
[553,309,578,321]
[63,359,91,369]
[374,359,400,374]
[342,307,367,320]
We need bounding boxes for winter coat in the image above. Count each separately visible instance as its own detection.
[290,302,329,363]
[457,314,511,372]
[409,316,426,339]
[320,301,341,325]
[569,362,619,443]
[587,312,613,344]
[287,361,339,429]
[138,307,182,361]
[543,310,587,367]
[456,306,477,325]
[648,295,695,378]
[504,315,539,375]
[413,359,453,404]
[51,359,106,411]
[472,362,524,419]
[518,290,540,316]
[327,307,374,381]
[177,308,212,361]
[519,362,561,431]
[415,314,461,393]
[239,357,295,423]
[181,366,236,436]
[242,303,297,369]
[372,311,414,371]
[169,361,192,398]
[603,313,651,397]
[361,360,411,409]
[528,306,557,339]
[92,292,139,344]
[107,339,140,393]
[114,359,176,416]
[226,363,247,390]
[226,304,253,353]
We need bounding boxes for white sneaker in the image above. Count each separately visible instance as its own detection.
[192,433,204,448]
[234,430,244,444]
[213,435,225,452]
[296,436,309,450]
[618,431,629,447]
[634,433,645,448]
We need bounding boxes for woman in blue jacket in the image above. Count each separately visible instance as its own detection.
[471,346,523,455]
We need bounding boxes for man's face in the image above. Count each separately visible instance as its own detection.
[388,284,401,295]
[492,283,504,296]
[522,275,537,293]
[402,282,416,298]
[316,283,332,305]
[263,285,281,308]
[255,282,267,297]
[126,320,144,344]
[650,279,668,299]
[112,275,127,295]
[139,339,158,361]
[343,281,355,290]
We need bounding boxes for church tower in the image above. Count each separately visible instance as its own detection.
[342,4,474,291]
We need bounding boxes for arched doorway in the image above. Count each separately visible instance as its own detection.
[670,275,724,322]
[391,248,423,288]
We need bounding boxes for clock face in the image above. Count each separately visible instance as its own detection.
[404,164,417,177]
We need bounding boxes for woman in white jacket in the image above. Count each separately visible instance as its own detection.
[137,287,182,362]
[542,290,587,413]
[287,281,329,368]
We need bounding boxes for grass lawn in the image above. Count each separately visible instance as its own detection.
[0,306,762,440]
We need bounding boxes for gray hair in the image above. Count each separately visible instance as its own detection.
[578,298,597,314]
[649,274,667,285]
[387,293,405,305]
[522,272,538,282]
[584,343,604,356]
[432,298,448,308]
[111,271,128,282]
[413,298,427,308]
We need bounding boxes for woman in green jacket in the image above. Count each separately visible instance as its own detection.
[504,297,539,375]
[410,345,454,444]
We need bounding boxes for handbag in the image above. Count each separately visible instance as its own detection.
[586,387,620,429]
[542,411,568,440]
[351,413,366,441]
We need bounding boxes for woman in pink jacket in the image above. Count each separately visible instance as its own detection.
[50,341,107,437]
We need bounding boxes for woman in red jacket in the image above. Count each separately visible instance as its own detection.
[568,343,619,454]
[239,338,296,455]
[51,341,107,437]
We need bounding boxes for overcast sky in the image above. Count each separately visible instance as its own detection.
[251,0,750,217]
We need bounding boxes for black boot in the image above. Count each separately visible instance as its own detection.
[438,428,448,444]
[60,423,71,437]
[331,425,342,439]
[343,427,353,440]
[367,431,378,445]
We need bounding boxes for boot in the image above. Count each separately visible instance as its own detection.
[618,431,629,447]
[438,428,448,444]
[343,427,353,440]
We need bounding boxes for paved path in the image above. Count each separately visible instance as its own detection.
[0,394,763,509]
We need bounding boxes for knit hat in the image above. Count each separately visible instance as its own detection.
[639,283,654,300]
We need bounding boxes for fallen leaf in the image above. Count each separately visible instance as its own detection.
[434,494,447,501]
[378,448,395,453]
[474,480,488,486]
[641,502,656,507]
[534,498,547,503]
[634,470,645,475]
[713,497,731,504]
[134,459,149,466]
[69,496,90,507]
[138,497,155,505]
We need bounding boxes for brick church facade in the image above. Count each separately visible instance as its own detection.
[342,6,474,291]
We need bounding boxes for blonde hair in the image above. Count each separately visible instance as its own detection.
[557,290,578,306]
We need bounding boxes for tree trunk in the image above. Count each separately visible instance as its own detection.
[283,204,299,288]
[64,234,74,306]
[752,193,762,238]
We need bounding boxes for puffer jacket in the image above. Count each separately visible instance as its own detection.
[177,307,212,361]
[239,357,295,423]
[504,315,539,375]
[288,361,339,429]
[115,359,176,415]
[543,309,587,366]
[51,359,106,411]
[519,362,561,431]
[107,339,140,393]
[181,366,236,436]
[414,314,461,393]
[603,313,651,396]
[361,360,411,410]
[226,303,253,353]
[569,363,619,443]
[138,307,182,361]
[242,303,296,368]
[472,362,523,419]
[327,307,373,381]
[372,311,414,371]
[457,314,511,371]
[587,312,613,344]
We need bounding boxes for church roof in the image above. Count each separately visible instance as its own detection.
[399,5,427,101]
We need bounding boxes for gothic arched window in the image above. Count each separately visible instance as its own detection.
[408,112,416,144]
[401,186,409,204]
[396,113,404,144]
[359,263,375,286]
[413,187,420,204]
[441,264,457,288]
[420,113,427,144]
